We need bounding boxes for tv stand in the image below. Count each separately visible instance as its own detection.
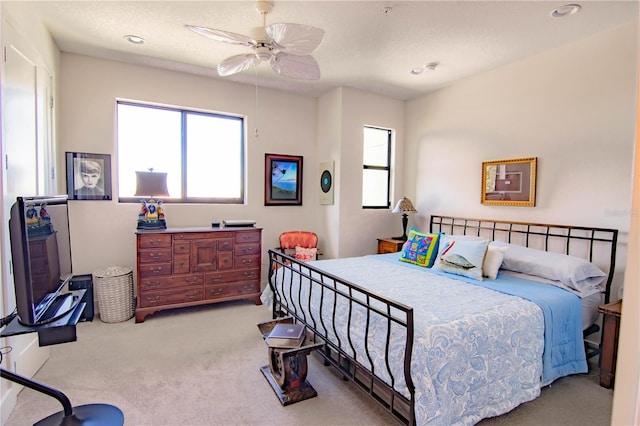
[1,290,124,425]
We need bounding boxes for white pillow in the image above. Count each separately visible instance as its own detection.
[483,244,508,280]
[491,241,606,292]
[434,236,489,281]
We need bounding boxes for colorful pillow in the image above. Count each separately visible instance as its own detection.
[294,246,317,261]
[399,228,441,268]
[483,244,508,280]
[433,236,489,281]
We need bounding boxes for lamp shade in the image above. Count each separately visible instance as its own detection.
[134,171,169,198]
[392,197,417,214]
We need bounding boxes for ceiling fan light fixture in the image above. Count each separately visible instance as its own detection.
[550,4,581,18]
[187,0,323,80]
[255,44,272,61]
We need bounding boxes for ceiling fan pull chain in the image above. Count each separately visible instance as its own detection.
[254,68,259,138]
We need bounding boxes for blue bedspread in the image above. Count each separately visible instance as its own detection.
[376,253,587,385]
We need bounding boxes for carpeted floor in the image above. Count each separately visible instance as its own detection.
[5,301,613,425]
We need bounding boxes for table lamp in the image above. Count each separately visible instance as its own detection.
[392,196,417,241]
[135,170,169,230]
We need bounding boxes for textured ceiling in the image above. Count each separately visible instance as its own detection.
[16,0,640,100]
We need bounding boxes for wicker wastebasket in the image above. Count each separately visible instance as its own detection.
[93,266,134,323]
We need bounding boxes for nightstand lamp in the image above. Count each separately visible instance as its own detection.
[135,170,169,230]
[392,196,417,241]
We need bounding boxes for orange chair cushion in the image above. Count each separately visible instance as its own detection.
[279,231,318,250]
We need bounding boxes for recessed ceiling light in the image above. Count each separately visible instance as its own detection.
[550,4,581,18]
[124,35,145,45]
[411,62,438,75]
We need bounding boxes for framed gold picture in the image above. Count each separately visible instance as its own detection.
[481,157,537,207]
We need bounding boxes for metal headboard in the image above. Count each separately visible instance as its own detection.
[429,215,619,303]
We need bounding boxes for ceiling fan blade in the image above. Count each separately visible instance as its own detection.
[266,23,324,55]
[185,25,256,47]
[270,53,321,80]
[218,54,260,77]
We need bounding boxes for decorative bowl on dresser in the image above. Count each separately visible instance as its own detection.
[135,227,262,323]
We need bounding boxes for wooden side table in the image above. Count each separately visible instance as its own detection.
[257,317,323,405]
[598,299,622,389]
[377,238,404,254]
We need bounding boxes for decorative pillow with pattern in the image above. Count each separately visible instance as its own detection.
[295,246,317,261]
[434,236,489,281]
[399,228,441,268]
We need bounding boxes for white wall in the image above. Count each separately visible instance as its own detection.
[316,87,405,258]
[339,88,406,257]
[58,53,319,282]
[405,23,638,300]
[611,81,639,424]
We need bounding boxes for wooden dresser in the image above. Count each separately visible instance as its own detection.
[135,227,262,323]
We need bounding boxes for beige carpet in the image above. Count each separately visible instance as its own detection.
[5,301,613,425]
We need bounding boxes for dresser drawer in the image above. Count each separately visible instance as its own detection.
[234,254,260,269]
[204,269,260,285]
[173,254,190,274]
[235,230,261,244]
[174,232,233,240]
[217,238,233,251]
[138,287,204,308]
[139,248,172,264]
[218,251,233,270]
[138,262,172,277]
[139,275,201,292]
[235,243,260,256]
[138,234,172,249]
[205,281,260,300]
[173,240,191,254]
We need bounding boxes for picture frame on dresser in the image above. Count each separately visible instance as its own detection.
[481,157,537,207]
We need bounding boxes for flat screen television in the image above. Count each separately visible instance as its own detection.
[9,195,74,326]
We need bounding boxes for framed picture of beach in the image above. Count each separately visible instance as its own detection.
[265,153,303,206]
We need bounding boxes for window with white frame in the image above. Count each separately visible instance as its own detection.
[117,101,245,203]
[362,126,392,209]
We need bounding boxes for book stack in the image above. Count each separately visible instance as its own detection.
[267,323,305,349]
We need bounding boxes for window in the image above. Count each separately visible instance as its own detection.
[117,101,245,203]
[362,126,392,208]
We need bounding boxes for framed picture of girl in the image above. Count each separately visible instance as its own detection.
[66,152,112,200]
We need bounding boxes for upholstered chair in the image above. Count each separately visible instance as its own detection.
[276,231,322,261]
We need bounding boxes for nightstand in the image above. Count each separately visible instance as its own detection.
[598,299,622,389]
[377,238,404,254]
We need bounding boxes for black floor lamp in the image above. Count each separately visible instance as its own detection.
[1,367,124,425]
[392,196,417,241]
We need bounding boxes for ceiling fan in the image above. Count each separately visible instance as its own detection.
[186,1,324,80]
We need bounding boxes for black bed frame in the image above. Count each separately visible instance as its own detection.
[267,215,618,425]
